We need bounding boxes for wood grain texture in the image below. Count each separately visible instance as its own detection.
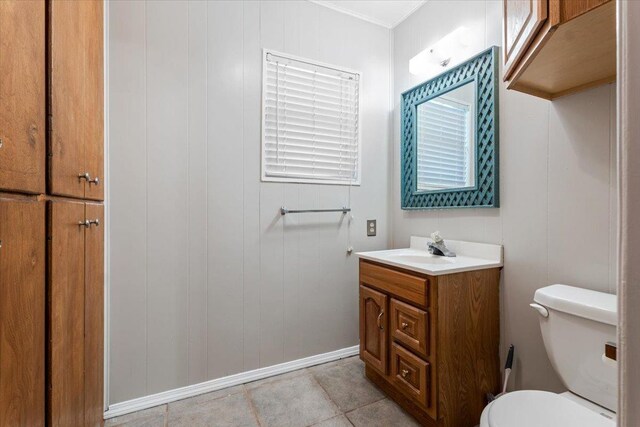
[49,0,104,200]
[390,343,430,408]
[436,268,501,427]
[48,200,85,426]
[359,285,388,375]
[506,0,615,99]
[84,203,104,426]
[360,260,428,308]
[502,0,548,80]
[391,298,429,359]
[0,195,45,426]
[83,1,104,201]
[0,0,46,194]
[559,0,610,22]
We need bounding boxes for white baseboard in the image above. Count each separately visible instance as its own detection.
[104,345,359,419]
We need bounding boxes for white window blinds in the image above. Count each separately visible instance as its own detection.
[262,51,361,185]
[416,97,474,191]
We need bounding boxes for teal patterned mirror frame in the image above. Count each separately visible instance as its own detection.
[401,46,499,209]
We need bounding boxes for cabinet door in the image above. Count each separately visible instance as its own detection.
[0,196,45,426]
[48,200,85,426]
[503,0,548,80]
[84,203,104,427]
[360,286,388,374]
[0,1,45,194]
[49,0,104,200]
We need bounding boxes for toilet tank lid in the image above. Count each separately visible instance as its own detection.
[534,285,617,326]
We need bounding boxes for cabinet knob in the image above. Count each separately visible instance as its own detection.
[88,219,100,227]
[0,137,3,148]
[401,369,409,378]
[78,172,100,186]
[401,322,409,330]
[78,220,91,228]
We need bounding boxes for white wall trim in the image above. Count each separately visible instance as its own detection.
[104,345,359,419]
[617,0,640,424]
[103,0,111,412]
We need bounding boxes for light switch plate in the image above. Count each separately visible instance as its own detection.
[367,219,377,237]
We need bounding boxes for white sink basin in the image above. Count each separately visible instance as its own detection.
[357,237,503,276]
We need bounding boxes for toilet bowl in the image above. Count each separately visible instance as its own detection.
[479,390,615,427]
[480,284,617,427]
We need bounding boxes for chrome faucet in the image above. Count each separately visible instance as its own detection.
[427,231,456,257]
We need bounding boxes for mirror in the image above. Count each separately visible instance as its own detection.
[416,81,476,192]
[401,46,499,209]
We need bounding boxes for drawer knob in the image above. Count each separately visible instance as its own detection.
[401,322,409,330]
[401,369,409,378]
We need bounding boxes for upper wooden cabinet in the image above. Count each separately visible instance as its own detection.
[48,0,104,200]
[503,0,548,80]
[48,200,103,427]
[503,0,615,99]
[0,0,46,194]
[0,195,45,426]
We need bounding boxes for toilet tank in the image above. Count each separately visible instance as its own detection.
[533,284,617,412]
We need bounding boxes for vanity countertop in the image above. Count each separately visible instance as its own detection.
[357,236,503,276]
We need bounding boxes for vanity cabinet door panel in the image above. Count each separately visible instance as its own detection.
[390,299,429,359]
[0,196,45,426]
[48,200,85,427]
[503,0,548,80]
[360,286,388,374]
[49,0,104,200]
[84,203,103,427]
[0,0,46,194]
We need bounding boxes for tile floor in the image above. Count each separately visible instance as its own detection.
[105,356,420,427]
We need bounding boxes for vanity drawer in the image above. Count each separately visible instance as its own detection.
[390,343,430,408]
[390,299,429,358]
[359,261,428,308]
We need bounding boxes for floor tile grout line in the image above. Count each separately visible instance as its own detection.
[243,385,264,427]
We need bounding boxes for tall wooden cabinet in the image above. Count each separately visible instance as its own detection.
[0,0,104,426]
[48,201,103,426]
[0,0,45,194]
[48,0,104,201]
[0,195,45,426]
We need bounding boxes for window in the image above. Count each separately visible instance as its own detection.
[262,50,361,185]
[416,95,475,191]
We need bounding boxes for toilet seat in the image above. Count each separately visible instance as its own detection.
[481,390,615,427]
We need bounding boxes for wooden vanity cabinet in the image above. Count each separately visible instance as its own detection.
[0,0,46,194]
[0,194,45,426]
[359,260,501,427]
[48,200,103,427]
[48,0,104,201]
[503,0,615,99]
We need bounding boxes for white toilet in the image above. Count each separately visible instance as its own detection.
[480,284,617,427]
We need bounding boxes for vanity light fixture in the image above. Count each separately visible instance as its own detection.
[409,26,472,76]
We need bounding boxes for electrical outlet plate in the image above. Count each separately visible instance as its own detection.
[367,220,376,237]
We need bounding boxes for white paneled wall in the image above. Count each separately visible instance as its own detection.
[392,1,617,392]
[108,0,391,404]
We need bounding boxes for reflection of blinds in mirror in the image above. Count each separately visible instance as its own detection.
[262,51,361,185]
[416,98,471,190]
